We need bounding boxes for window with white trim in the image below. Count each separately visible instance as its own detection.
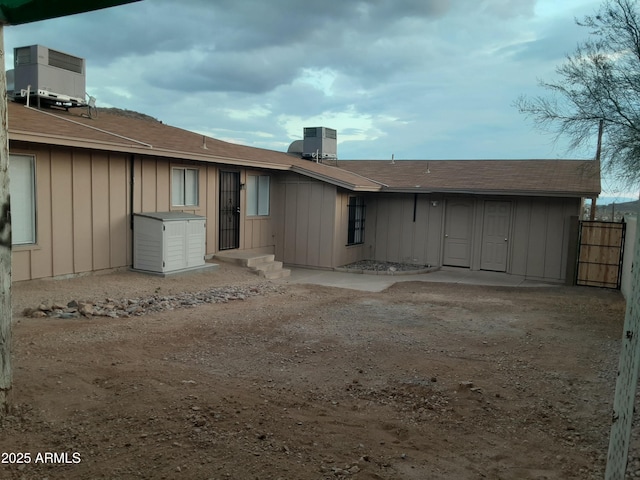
[10,154,36,245]
[172,167,199,207]
[347,196,365,245]
[246,175,270,216]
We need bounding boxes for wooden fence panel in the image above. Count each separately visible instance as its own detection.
[576,221,626,289]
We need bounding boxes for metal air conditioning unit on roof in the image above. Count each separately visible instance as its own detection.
[302,127,337,162]
[12,44,87,108]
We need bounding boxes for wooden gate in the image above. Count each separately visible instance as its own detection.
[576,220,626,289]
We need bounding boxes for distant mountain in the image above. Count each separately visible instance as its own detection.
[593,199,639,221]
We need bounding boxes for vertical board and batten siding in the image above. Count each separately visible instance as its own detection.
[11,145,131,281]
[367,194,444,266]
[509,197,578,281]
[366,194,579,283]
[72,151,92,273]
[109,158,129,269]
[51,149,74,276]
[333,190,368,267]
[91,152,113,271]
[273,173,339,268]
[205,165,218,254]
[240,170,275,253]
[12,145,251,281]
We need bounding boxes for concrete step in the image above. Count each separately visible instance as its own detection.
[250,260,283,273]
[262,268,291,280]
[246,254,275,268]
[214,252,289,279]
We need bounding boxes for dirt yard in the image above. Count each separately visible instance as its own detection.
[0,263,627,479]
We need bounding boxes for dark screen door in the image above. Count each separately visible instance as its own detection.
[219,171,240,250]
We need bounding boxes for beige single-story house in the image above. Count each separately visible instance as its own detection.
[8,100,600,284]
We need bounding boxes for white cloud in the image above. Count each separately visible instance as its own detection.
[2,0,620,190]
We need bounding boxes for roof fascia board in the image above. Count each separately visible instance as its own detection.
[380,187,600,197]
[290,165,382,192]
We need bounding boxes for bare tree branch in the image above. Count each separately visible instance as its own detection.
[516,0,640,188]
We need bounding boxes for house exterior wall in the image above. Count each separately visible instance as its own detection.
[365,194,580,283]
[273,173,337,268]
[333,189,368,267]
[241,169,275,254]
[12,144,131,281]
[366,193,444,266]
[508,197,579,281]
[11,143,278,281]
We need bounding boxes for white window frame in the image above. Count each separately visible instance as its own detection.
[10,154,36,245]
[172,167,199,207]
[246,174,270,216]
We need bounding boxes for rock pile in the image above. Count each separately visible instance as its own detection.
[22,283,280,320]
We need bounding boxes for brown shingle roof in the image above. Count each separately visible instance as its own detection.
[7,102,600,197]
[336,159,601,197]
[7,102,382,191]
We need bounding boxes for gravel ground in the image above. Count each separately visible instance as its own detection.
[339,260,431,272]
[0,262,628,479]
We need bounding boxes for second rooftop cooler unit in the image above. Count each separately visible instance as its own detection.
[133,212,206,274]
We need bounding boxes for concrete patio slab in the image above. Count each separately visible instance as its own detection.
[274,266,559,292]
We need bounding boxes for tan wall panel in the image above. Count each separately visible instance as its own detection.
[12,250,30,282]
[156,162,170,210]
[510,199,531,276]
[72,151,93,273]
[425,196,443,267]
[275,174,337,268]
[132,158,143,215]
[372,194,440,266]
[305,183,323,266]
[318,186,336,267]
[373,197,390,261]
[109,155,129,267]
[400,196,414,262]
[91,153,111,270]
[282,183,298,264]
[414,196,430,264]
[294,183,310,264]
[206,166,217,254]
[141,158,157,212]
[244,220,254,249]
[543,201,566,280]
[50,150,74,275]
[197,165,207,217]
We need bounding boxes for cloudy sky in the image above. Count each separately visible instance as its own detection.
[3,0,636,199]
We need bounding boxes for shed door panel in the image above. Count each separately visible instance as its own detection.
[443,200,473,267]
[480,201,511,272]
[164,221,187,272]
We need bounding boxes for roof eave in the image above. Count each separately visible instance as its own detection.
[379,186,601,197]
[290,165,382,192]
[10,130,291,171]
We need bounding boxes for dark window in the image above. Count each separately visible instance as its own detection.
[347,196,365,245]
